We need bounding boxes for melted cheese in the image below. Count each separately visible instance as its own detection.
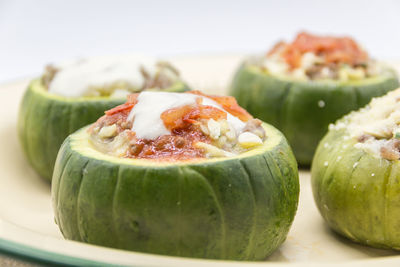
[128,92,245,140]
[48,54,155,97]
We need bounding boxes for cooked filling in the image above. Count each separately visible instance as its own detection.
[254,32,387,81]
[330,88,400,160]
[88,91,266,161]
[42,55,181,98]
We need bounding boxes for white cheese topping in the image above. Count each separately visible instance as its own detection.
[259,51,384,82]
[329,88,400,159]
[48,54,155,97]
[128,92,246,140]
[354,139,387,157]
[238,132,263,148]
[340,89,400,139]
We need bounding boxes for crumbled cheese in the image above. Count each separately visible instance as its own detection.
[199,124,209,135]
[194,142,235,157]
[292,69,307,80]
[238,132,263,148]
[345,89,400,139]
[217,136,228,147]
[329,122,347,131]
[263,56,289,76]
[98,124,117,138]
[207,119,221,140]
[320,67,332,78]
[342,66,366,80]
[258,48,383,82]
[338,68,349,81]
[325,88,400,159]
[301,52,323,69]
[201,97,245,134]
[225,124,236,141]
[354,139,388,158]
[91,130,131,157]
[219,120,229,134]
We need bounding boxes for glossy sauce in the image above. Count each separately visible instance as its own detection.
[268,32,369,68]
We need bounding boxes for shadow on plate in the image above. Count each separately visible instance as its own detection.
[323,224,398,257]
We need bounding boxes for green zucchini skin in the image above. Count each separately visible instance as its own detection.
[311,128,400,250]
[18,79,190,181]
[52,124,299,260]
[230,65,399,166]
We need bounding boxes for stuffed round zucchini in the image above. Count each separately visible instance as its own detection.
[312,88,400,249]
[230,32,399,165]
[18,55,189,181]
[52,91,299,260]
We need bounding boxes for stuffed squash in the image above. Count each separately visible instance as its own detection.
[230,32,399,165]
[312,88,400,249]
[18,55,189,181]
[52,91,299,260]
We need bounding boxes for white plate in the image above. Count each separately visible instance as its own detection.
[1,55,400,266]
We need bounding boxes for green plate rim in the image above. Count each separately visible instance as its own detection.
[0,237,128,267]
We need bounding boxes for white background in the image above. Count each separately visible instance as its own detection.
[1,0,400,82]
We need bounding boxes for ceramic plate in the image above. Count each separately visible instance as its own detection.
[0,55,399,266]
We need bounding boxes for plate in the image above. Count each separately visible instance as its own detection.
[1,55,400,266]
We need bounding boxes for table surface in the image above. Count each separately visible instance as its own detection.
[0,253,44,267]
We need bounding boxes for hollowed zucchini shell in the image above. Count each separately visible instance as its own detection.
[17,79,189,181]
[51,123,299,260]
[311,127,400,250]
[230,65,399,165]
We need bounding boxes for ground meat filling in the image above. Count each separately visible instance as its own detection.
[89,91,266,161]
[330,89,400,161]
[130,129,209,160]
[256,32,385,81]
[42,61,180,97]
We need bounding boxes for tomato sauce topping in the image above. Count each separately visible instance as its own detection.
[91,92,251,161]
[105,93,138,115]
[188,91,252,122]
[161,104,227,131]
[268,32,369,69]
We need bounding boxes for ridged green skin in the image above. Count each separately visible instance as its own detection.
[17,79,189,181]
[230,65,399,165]
[52,123,299,260]
[311,127,400,250]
